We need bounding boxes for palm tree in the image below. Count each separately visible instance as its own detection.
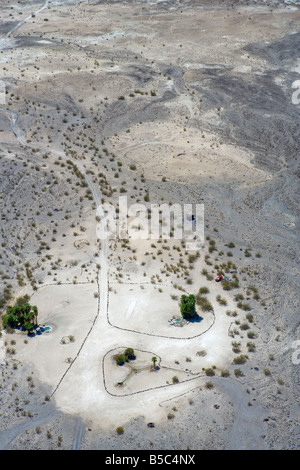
[152,357,157,370]
[32,306,38,326]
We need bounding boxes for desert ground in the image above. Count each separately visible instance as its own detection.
[0,0,299,451]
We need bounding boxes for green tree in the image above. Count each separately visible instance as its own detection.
[115,354,125,366]
[180,294,196,319]
[2,302,38,332]
[124,348,135,360]
[24,322,34,333]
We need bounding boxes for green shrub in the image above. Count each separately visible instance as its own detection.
[124,348,135,360]
[115,354,125,366]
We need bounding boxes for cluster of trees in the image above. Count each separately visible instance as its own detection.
[114,347,135,366]
[2,303,38,333]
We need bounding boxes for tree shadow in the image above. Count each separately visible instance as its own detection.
[188,313,203,323]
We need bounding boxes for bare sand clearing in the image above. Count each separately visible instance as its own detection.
[0,0,299,451]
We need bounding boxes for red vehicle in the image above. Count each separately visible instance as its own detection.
[215,275,223,282]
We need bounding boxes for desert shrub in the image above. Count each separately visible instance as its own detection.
[247,331,257,339]
[237,302,251,311]
[233,354,248,365]
[222,280,233,291]
[240,323,250,330]
[204,368,215,376]
[205,381,214,389]
[234,369,244,377]
[195,293,213,312]
[216,295,227,306]
[246,313,254,323]
[198,286,209,294]
[234,293,244,301]
[232,341,241,353]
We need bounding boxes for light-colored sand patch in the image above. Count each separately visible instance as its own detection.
[108,283,214,338]
[13,283,98,387]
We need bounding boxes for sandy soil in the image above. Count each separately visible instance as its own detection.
[0,0,299,451]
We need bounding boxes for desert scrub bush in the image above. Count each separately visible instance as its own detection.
[116,426,124,435]
[188,253,199,263]
[239,323,250,331]
[233,354,248,365]
[205,381,214,389]
[234,293,244,301]
[195,294,213,312]
[198,286,209,294]
[247,331,257,339]
[220,369,230,377]
[231,341,241,353]
[204,367,215,376]
[216,295,227,306]
[222,280,233,291]
[226,310,238,317]
[237,302,252,311]
[247,342,256,352]
[234,369,244,377]
[246,313,254,323]
[172,376,179,383]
